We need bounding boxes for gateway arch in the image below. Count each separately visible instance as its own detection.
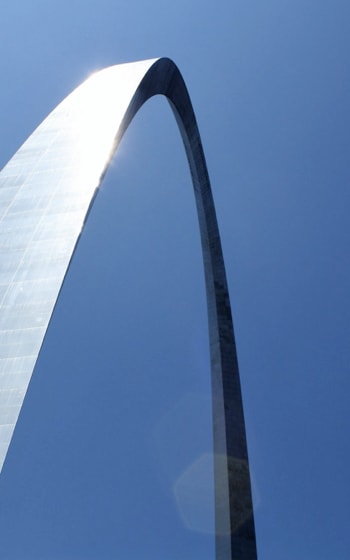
[0,58,257,559]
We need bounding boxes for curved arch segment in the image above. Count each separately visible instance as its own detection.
[0,58,257,559]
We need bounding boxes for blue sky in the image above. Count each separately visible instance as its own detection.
[1,1,350,558]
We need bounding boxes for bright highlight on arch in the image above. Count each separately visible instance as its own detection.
[0,58,257,559]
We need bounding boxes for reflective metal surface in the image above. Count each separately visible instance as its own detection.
[0,58,257,559]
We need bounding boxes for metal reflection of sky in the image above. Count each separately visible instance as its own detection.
[0,60,157,473]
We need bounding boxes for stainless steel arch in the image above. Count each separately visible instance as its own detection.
[0,58,257,559]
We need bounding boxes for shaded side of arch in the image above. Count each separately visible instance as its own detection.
[0,58,257,559]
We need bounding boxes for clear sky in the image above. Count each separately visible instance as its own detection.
[0,1,350,559]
